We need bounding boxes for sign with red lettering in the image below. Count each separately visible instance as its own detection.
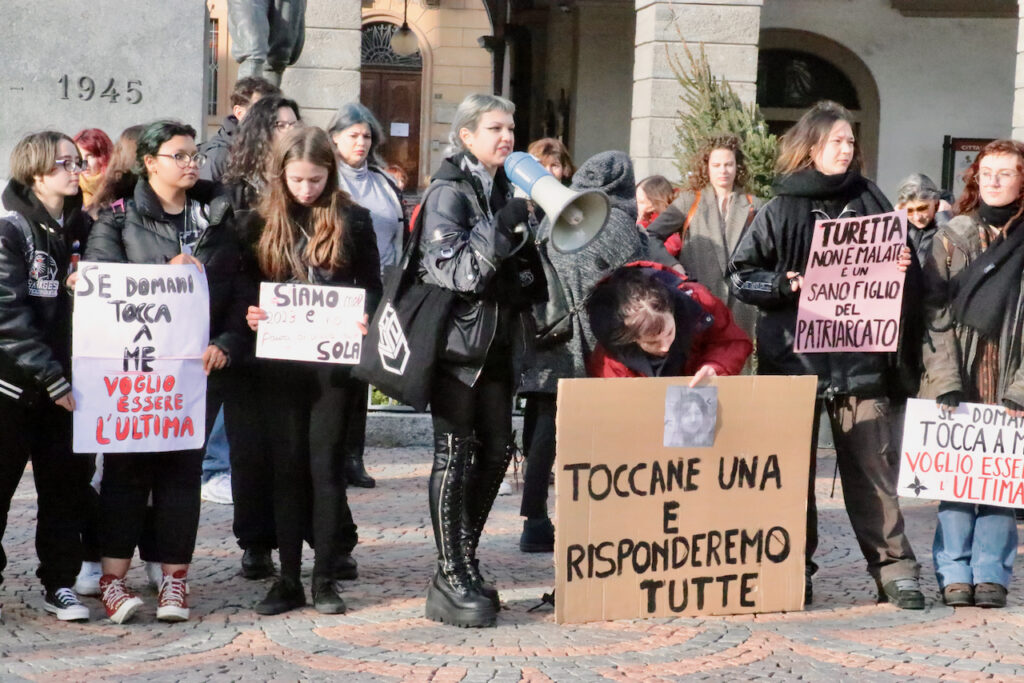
[899,398,1024,507]
[255,282,365,364]
[794,210,907,353]
[71,262,209,453]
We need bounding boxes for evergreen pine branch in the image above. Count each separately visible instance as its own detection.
[665,37,778,198]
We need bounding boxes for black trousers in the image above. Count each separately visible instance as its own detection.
[215,369,277,550]
[100,447,204,564]
[520,393,556,520]
[336,375,367,554]
[431,353,514,519]
[260,361,357,582]
[0,398,91,590]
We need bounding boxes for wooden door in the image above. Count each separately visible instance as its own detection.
[361,68,421,189]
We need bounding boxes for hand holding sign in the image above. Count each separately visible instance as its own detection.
[255,283,366,364]
[246,305,267,331]
[55,393,75,412]
[795,210,908,353]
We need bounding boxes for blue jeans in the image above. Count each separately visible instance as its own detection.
[933,501,1017,588]
[201,408,230,482]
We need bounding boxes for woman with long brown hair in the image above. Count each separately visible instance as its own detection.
[244,126,381,615]
[919,139,1024,608]
[728,100,923,609]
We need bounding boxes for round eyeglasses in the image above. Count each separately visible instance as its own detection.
[54,158,88,173]
[156,152,209,169]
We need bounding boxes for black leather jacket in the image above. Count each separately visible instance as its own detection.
[0,181,89,404]
[416,155,534,388]
[84,178,252,364]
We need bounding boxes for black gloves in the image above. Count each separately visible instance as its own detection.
[495,198,531,238]
[936,391,964,410]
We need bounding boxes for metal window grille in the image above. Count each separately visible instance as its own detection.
[206,17,220,116]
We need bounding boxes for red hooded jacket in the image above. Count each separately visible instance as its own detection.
[586,261,752,378]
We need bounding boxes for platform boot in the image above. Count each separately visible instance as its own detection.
[461,438,516,610]
[424,434,496,627]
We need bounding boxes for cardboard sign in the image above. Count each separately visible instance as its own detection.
[72,262,209,453]
[255,282,365,364]
[795,210,907,353]
[899,397,1024,508]
[555,375,817,623]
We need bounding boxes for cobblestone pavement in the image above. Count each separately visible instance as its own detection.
[2,446,1023,682]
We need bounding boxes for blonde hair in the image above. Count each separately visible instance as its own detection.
[10,131,75,186]
[446,93,515,155]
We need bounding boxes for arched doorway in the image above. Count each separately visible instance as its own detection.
[361,22,423,189]
[757,30,881,179]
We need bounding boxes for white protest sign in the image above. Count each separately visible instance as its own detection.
[255,282,365,364]
[899,397,1024,508]
[795,210,907,353]
[72,262,209,453]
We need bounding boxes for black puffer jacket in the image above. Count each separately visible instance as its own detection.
[417,153,535,388]
[728,169,915,399]
[0,180,90,404]
[84,178,252,364]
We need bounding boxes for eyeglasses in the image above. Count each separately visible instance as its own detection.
[978,170,1020,184]
[157,152,208,169]
[54,158,87,173]
[273,120,301,131]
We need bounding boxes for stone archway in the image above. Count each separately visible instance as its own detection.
[758,29,881,179]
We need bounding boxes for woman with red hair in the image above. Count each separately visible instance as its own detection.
[920,139,1024,608]
[73,128,113,216]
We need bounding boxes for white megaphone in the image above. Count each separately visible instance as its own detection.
[504,152,609,253]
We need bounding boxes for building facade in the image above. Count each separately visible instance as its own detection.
[203,0,1024,198]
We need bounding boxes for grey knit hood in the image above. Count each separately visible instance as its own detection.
[570,150,637,219]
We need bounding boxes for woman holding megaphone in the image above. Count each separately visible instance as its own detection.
[416,93,541,628]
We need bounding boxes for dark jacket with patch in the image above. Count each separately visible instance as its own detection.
[84,178,252,364]
[0,180,90,403]
[727,170,920,399]
[416,154,536,388]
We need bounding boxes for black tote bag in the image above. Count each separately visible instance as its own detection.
[353,186,455,411]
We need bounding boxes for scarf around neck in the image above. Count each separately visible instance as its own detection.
[951,210,1024,339]
[773,168,866,199]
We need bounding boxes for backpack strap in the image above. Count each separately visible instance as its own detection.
[744,193,756,228]
[939,234,954,271]
[3,213,36,274]
[679,190,702,248]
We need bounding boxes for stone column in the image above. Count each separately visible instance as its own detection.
[281,0,362,129]
[631,0,762,182]
[1014,1,1024,139]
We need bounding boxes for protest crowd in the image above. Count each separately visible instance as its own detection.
[2,63,1022,632]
